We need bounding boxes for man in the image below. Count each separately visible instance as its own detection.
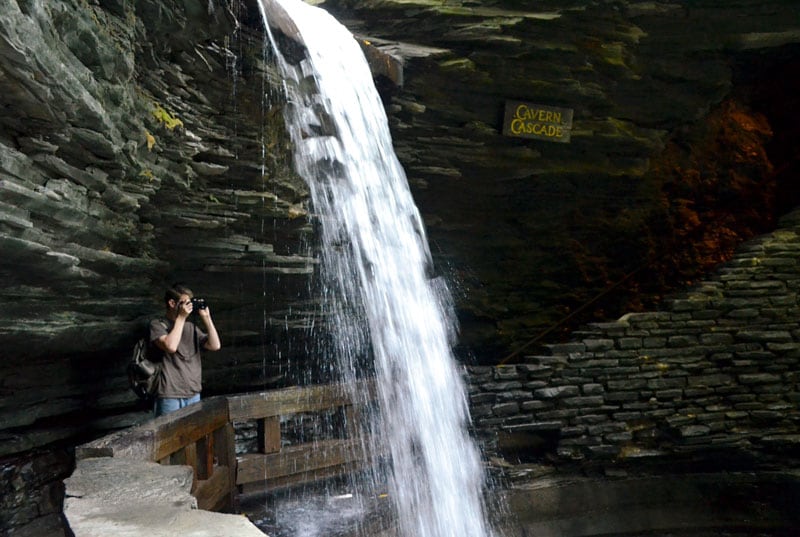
[150,283,221,417]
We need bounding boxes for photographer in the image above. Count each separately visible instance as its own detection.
[150,283,221,417]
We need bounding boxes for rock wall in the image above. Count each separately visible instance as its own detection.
[0,0,313,459]
[1,0,800,534]
[2,0,799,459]
[0,449,72,537]
[319,0,800,359]
[469,209,800,465]
[0,1,308,534]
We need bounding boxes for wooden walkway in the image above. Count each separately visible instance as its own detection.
[77,380,376,512]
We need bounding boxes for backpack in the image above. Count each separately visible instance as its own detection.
[127,321,165,399]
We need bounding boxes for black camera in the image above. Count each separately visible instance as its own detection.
[191,298,207,310]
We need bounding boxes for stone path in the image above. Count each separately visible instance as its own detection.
[64,457,266,537]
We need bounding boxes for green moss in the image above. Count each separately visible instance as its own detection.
[439,58,477,71]
[437,57,493,84]
[152,104,184,131]
[600,42,627,67]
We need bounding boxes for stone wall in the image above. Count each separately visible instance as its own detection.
[0,450,72,537]
[468,209,800,465]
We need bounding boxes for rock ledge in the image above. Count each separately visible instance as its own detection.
[64,457,266,537]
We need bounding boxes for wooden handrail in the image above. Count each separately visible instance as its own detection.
[76,380,377,512]
[227,382,362,421]
[229,379,376,492]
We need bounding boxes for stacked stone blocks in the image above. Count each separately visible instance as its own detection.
[468,211,800,462]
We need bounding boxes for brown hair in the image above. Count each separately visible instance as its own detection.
[164,283,194,305]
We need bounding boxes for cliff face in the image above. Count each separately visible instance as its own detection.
[0,0,313,456]
[1,0,800,534]
[1,1,308,530]
[316,0,800,360]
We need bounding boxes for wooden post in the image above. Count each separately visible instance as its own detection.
[196,434,214,480]
[344,404,358,438]
[180,443,198,490]
[171,446,187,466]
[213,422,237,512]
[258,416,281,454]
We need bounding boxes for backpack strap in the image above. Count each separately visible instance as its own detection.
[148,319,170,360]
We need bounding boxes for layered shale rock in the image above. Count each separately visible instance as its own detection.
[0,3,314,532]
[1,0,800,535]
[317,0,800,360]
[0,0,314,458]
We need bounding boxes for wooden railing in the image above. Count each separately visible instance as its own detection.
[76,380,375,512]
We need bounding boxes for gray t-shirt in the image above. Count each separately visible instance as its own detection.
[149,318,208,398]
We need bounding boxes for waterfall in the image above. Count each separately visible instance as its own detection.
[258,1,492,536]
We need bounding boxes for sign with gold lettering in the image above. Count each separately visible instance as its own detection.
[502,100,573,143]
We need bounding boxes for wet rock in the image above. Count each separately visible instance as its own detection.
[1,0,800,533]
[64,457,266,537]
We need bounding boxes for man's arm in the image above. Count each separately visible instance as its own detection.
[155,301,191,353]
[198,308,221,351]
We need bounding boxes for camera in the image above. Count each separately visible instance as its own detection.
[191,298,207,310]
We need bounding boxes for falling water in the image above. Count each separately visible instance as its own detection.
[258,1,492,536]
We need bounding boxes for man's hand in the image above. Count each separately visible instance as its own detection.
[157,298,191,354]
[177,299,192,319]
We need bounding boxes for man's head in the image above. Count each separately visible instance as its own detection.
[164,283,194,311]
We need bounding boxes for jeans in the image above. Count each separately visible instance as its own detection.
[154,393,201,417]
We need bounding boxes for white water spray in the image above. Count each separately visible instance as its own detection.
[258,1,492,536]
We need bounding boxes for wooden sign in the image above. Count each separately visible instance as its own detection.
[502,100,574,143]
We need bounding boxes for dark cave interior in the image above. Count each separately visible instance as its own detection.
[495,43,800,364]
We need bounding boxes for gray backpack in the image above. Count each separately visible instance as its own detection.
[127,321,165,399]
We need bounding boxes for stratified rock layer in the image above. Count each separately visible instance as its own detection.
[318,0,800,358]
[1,0,800,534]
[0,0,314,458]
